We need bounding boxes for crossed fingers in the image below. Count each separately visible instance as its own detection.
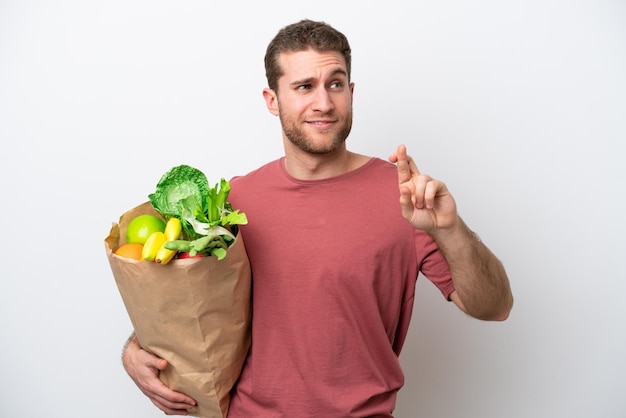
[390,144,442,209]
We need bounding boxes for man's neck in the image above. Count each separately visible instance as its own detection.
[283,146,370,180]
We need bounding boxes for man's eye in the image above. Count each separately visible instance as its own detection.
[330,81,343,89]
[297,84,311,90]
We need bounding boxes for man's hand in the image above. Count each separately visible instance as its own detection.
[390,144,513,320]
[389,144,459,233]
[122,334,197,416]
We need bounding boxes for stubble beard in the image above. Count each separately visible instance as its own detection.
[280,109,353,155]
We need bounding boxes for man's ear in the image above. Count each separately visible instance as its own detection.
[262,88,279,116]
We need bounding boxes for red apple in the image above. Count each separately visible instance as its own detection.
[177,252,204,259]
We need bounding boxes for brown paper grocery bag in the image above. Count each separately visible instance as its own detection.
[105,202,251,418]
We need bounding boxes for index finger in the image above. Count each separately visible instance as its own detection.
[392,144,421,183]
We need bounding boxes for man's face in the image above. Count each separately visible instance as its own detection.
[265,49,354,155]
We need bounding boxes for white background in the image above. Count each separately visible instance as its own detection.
[1,1,624,417]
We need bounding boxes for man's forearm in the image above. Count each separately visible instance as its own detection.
[433,217,513,321]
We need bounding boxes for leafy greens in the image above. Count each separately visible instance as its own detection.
[148,165,247,246]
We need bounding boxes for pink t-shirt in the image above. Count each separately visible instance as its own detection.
[227,157,454,417]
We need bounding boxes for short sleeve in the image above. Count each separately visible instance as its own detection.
[415,230,455,299]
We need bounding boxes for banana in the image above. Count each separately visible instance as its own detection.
[155,242,177,264]
[142,231,166,262]
[164,218,182,241]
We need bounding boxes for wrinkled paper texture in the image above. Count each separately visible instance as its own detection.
[105,202,251,418]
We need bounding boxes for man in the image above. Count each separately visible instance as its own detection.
[122,19,513,417]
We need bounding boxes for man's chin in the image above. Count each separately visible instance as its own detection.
[295,138,346,155]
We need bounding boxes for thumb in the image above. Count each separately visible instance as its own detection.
[139,348,168,371]
[153,358,168,371]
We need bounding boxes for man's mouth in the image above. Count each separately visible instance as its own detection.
[307,120,335,129]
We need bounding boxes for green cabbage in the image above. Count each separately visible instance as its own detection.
[148,165,247,242]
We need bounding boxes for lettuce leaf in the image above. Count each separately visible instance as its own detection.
[148,165,247,242]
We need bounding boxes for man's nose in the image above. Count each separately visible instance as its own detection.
[311,88,334,112]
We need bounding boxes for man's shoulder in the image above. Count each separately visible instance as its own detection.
[356,156,398,181]
[231,158,283,185]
